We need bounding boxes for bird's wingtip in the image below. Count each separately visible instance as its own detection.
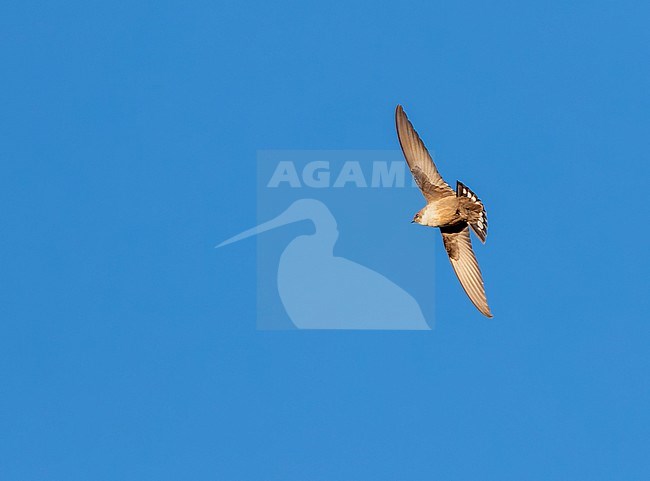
[395,104,407,124]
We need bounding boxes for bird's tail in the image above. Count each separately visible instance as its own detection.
[456,181,488,243]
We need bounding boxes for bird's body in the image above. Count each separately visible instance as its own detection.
[396,105,493,317]
[417,194,481,228]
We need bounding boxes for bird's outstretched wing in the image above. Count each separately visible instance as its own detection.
[440,224,493,318]
[395,105,455,202]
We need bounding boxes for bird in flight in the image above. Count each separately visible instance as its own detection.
[395,105,493,317]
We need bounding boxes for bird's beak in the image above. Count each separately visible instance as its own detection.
[216,203,305,248]
[411,220,415,223]
[217,214,289,248]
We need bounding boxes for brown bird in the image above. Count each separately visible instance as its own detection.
[395,105,493,318]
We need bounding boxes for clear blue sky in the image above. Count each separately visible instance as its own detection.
[1,1,649,480]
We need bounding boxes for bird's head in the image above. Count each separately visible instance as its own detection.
[412,211,423,225]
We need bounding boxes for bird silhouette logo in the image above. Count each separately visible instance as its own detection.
[218,198,429,330]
